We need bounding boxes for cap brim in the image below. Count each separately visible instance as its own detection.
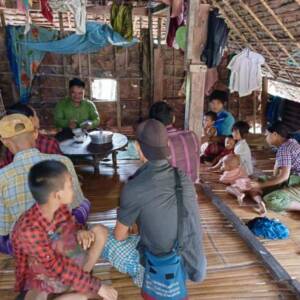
[139,142,170,160]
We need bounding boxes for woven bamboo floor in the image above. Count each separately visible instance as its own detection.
[0,154,298,299]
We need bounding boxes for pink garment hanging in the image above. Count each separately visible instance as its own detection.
[41,0,53,23]
[166,0,187,47]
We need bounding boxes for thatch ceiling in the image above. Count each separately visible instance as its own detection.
[0,0,299,88]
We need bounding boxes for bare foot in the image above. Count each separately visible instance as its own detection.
[254,201,267,216]
[237,193,245,206]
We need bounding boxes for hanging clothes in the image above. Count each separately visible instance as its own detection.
[48,0,87,34]
[41,0,53,23]
[227,48,265,97]
[110,2,133,40]
[266,96,286,126]
[6,25,58,103]
[160,0,184,18]
[201,9,229,68]
[23,22,138,54]
[166,0,187,48]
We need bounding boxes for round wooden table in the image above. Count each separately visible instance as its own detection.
[59,133,128,174]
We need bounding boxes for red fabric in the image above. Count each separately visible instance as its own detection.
[167,126,200,183]
[12,204,101,294]
[40,0,53,23]
[0,133,61,168]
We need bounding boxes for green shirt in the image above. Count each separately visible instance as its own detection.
[54,98,100,129]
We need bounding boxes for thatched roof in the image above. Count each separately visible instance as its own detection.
[204,0,300,88]
[0,0,299,90]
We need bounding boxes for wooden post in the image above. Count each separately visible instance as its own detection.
[253,92,257,134]
[113,48,122,130]
[148,7,154,105]
[58,13,69,94]
[261,77,268,132]
[153,48,164,102]
[184,3,210,140]
[141,29,151,118]
[187,64,207,138]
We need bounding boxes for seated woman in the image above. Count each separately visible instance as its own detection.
[250,122,300,212]
[54,78,100,133]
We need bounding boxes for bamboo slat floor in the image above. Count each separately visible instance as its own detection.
[0,154,298,299]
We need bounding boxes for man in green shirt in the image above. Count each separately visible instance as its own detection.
[54,78,100,130]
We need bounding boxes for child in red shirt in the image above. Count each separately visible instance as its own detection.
[12,160,117,300]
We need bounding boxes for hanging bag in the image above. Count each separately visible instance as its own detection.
[141,168,188,300]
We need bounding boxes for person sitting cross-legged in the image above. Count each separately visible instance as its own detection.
[54,78,100,132]
[114,119,207,299]
[12,160,117,300]
[250,122,300,212]
[0,114,90,255]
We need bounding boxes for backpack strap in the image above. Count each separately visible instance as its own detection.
[174,168,184,254]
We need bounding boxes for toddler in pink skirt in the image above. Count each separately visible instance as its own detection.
[220,154,266,215]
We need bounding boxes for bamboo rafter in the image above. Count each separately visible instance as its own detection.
[221,0,297,84]
[258,0,300,49]
[211,0,276,78]
[239,0,299,68]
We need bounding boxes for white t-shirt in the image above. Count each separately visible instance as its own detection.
[234,139,253,175]
[228,49,265,97]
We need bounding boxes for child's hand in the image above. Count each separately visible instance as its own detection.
[77,230,95,250]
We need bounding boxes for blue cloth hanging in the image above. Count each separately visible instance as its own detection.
[246,217,289,240]
[24,22,138,54]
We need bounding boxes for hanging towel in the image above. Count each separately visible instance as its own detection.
[111,2,133,40]
[6,25,58,103]
[166,0,187,48]
[48,0,87,34]
[23,22,138,54]
[41,0,53,23]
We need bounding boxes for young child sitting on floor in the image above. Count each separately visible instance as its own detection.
[203,111,217,139]
[209,135,236,170]
[12,160,117,300]
[200,111,222,163]
[220,154,266,215]
[232,121,253,176]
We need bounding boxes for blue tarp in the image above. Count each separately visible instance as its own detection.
[24,22,138,54]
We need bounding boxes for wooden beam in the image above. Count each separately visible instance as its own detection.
[222,0,295,83]
[261,77,268,131]
[148,6,154,105]
[185,3,209,140]
[58,12,69,94]
[153,48,164,102]
[239,1,299,69]
[187,64,207,138]
[211,0,275,78]
[252,91,257,134]
[141,29,151,118]
[258,0,300,49]
[201,182,300,299]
